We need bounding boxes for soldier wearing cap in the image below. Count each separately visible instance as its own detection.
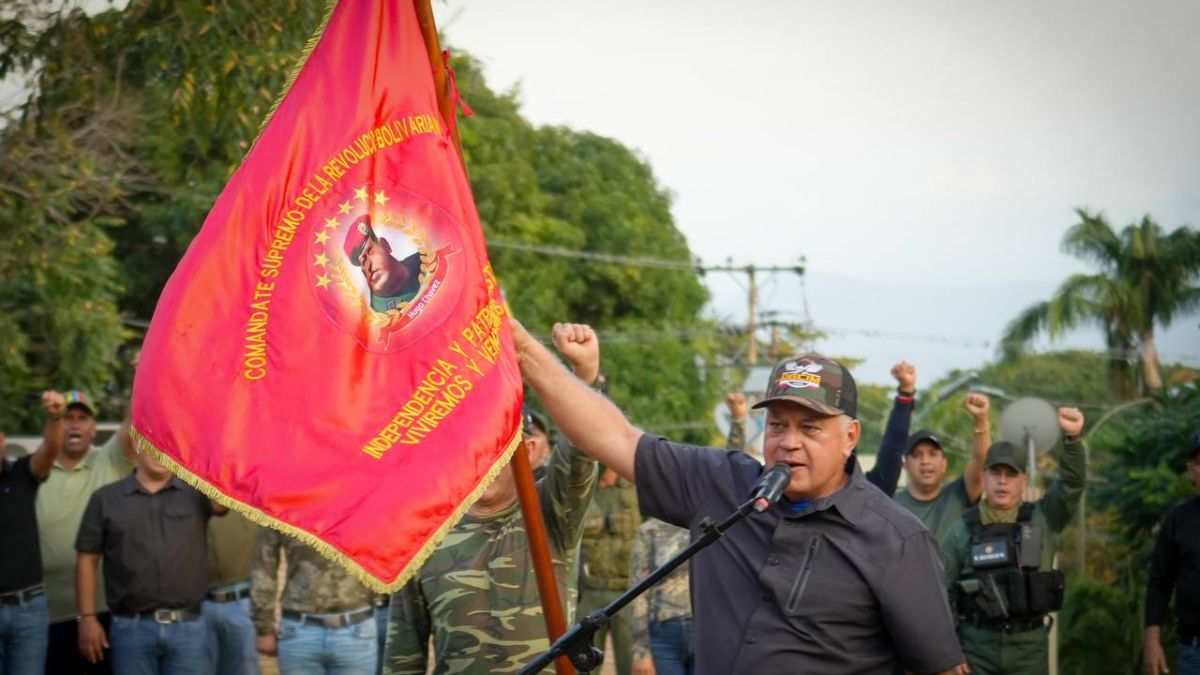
[1143,431,1200,675]
[343,214,423,312]
[512,321,968,675]
[894,393,993,542]
[940,406,1087,675]
[37,388,137,675]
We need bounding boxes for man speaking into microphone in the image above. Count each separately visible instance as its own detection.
[514,322,966,675]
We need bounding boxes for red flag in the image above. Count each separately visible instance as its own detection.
[131,0,522,591]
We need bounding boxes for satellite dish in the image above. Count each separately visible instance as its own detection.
[999,397,1060,455]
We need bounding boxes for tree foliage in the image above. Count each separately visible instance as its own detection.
[0,1,724,440]
[1000,209,1200,396]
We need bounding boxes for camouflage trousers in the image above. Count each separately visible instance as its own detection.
[578,588,633,675]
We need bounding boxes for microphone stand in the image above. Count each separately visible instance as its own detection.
[520,494,765,674]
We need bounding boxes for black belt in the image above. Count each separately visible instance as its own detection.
[121,608,203,623]
[282,607,374,629]
[968,616,1047,633]
[207,587,251,603]
[0,584,44,606]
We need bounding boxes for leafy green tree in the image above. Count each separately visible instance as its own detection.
[1000,209,1200,396]
[1,3,726,439]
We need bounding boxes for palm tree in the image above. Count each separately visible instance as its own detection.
[1000,209,1200,396]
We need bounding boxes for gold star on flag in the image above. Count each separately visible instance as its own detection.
[315,230,331,245]
[338,200,353,214]
[354,185,370,202]
[324,217,340,230]
[373,190,390,206]
[315,274,332,289]
[314,252,329,267]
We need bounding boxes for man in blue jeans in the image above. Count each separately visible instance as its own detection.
[76,447,227,674]
[1144,432,1200,675]
[251,530,377,674]
[0,392,64,675]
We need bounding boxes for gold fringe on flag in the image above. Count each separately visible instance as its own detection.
[129,424,523,594]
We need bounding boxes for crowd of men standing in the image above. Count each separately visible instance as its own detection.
[2,326,1198,674]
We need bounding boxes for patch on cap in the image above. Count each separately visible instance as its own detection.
[751,353,858,418]
[64,390,96,416]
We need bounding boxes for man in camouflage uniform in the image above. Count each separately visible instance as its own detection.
[383,322,602,674]
[629,519,693,675]
[251,531,378,673]
[579,465,640,675]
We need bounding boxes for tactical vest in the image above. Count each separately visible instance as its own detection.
[956,503,1065,627]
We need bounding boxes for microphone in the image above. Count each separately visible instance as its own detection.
[750,464,792,513]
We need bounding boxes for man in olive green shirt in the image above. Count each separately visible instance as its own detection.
[38,390,135,675]
[205,512,261,674]
[893,392,992,542]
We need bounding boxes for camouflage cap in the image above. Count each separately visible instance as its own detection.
[343,215,379,266]
[984,441,1027,473]
[904,429,944,455]
[64,390,96,417]
[751,353,857,419]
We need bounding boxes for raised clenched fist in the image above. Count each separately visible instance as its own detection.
[551,323,600,384]
[891,361,917,392]
[1057,407,1085,436]
[725,392,748,421]
[42,391,66,417]
[964,393,990,420]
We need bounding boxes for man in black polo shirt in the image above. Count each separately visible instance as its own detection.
[0,392,64,675]
[1144,431,1200,675]
[513,321,967,675]
[75,447,226,674]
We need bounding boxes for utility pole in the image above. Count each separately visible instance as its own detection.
[700,262,805,365]
[747,266,758,364]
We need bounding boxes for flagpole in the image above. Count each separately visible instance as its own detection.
[413,0,466,166]
[413,3,575,673]
[511,446,577,675]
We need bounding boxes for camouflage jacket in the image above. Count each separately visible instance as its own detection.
[580,474,640,591]
[726,418,746,452]
[629,518,692,661]
[249,528,375,635]
[383,441,598,674]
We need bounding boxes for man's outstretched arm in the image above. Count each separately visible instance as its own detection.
[866,361,917,496]
[513,320,642,483]
[962,393,991,502]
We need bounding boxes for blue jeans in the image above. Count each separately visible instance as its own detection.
[649,617,694,675]
[202,585,259,675]
[1181,643,1200,675]
[0,593,48,675]
[109,614,212,675]
[277,615,377,675]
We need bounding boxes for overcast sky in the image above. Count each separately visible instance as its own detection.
[441,0,1200,387]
